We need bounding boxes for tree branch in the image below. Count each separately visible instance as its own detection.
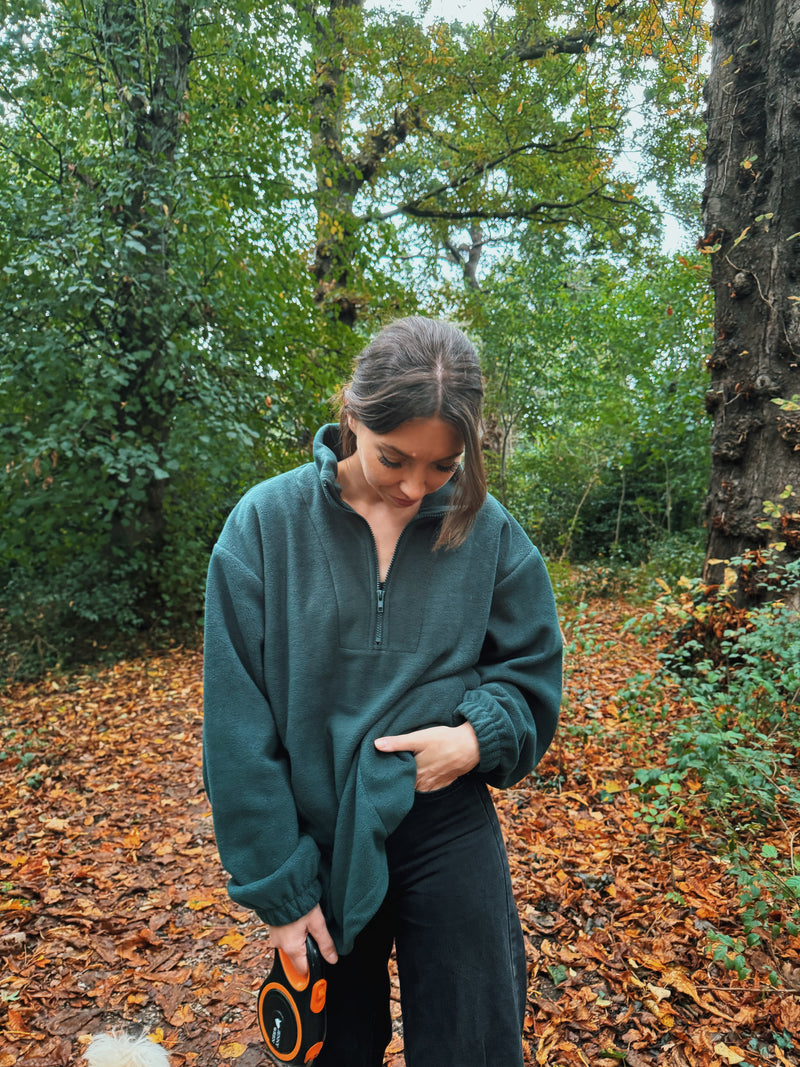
[503,1,626,63]
[504,31,597,62]
[398,185,607,222]
[0,139,60,184]
[353,104,424,182]
[444,223,483,289]
[371,127,613,222]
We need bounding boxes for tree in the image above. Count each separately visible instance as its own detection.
[0,0,710,668]
[0,0,310,656]
[702,0,800,604]
[299,0,709,326]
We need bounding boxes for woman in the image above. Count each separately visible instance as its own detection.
[203,316,563,1066]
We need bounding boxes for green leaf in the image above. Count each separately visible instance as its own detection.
[124,236,148,254]
[546,964,569,987]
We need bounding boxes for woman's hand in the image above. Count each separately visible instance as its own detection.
[374,722,480,792]
[268,903,338,976]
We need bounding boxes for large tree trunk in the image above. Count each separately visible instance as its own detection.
[702,0,800,605]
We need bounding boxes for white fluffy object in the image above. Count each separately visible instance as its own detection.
[84,1032,171,1067]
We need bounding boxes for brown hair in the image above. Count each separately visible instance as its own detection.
[336,316,486,549]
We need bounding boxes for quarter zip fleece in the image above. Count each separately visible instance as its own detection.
[203,425,563,953]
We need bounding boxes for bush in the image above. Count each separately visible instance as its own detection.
[629,553,800,983]
[545,532,706,606]
[0,551,148,681]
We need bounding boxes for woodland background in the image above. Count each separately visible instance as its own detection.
[1,0,799,1064]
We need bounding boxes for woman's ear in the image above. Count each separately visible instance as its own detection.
[346,413,358,434]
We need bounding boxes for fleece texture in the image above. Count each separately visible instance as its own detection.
[203,425,563,953]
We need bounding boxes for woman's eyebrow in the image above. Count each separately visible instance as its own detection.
[379,444,463,461]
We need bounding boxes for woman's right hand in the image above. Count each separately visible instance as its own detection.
[268,903,338,976]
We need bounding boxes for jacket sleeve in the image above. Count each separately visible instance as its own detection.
[202,538,322,926]
[453,528,563,789]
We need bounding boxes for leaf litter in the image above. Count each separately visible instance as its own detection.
[0,601,798,1066]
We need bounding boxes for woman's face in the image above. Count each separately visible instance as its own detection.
[346,415,464,514]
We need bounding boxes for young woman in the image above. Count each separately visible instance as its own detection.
[203,316,563,1066]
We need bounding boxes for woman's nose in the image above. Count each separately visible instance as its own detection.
[399,472,426,499]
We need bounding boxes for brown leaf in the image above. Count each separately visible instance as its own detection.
[780,996,800,1032]
[168,1003,196,1026]
[218,931,247,951]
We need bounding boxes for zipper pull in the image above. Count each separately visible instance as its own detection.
[376,586,385,646]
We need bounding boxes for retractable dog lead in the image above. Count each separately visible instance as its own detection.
[258,935,327,1065]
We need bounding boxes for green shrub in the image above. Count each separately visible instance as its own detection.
[629,552,800,984]
[546,531,706,605]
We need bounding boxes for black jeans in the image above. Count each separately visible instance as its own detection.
[316,774,526,1067]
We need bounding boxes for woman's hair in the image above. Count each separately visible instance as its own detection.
[336,316,486,549]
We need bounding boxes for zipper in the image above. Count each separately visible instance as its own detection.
[369,509,447,648]
[375,584,386,646]
[323,479,447,649]
[373,535,397,648]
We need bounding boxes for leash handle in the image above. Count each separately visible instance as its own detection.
[258,936,327,1064]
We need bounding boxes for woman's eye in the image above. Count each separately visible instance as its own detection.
[436,462,460,473]
[378,454,401,469]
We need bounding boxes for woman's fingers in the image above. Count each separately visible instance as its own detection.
[283,937,311,978]
[270,904,338,975]
[374,732,422,753]
[375,724,479,791]
[306,904,339,966]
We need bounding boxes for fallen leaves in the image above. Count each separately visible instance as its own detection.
[501,601,800,1067]
[1,608,798,1066]
[0,650,267,1066]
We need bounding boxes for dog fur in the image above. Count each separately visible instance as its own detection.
[84,1031,171,1067]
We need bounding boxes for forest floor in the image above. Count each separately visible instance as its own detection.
[1,600,799,1067]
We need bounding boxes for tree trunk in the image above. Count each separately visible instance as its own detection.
[99,1,193,599]
[308,0,367,328]
[702,0,800,605]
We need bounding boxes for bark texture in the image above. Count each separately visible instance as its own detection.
[702,0,800,603]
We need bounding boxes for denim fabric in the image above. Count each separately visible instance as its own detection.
[316,775,526,1067]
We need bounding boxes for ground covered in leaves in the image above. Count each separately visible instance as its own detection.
[1,601,798,1066]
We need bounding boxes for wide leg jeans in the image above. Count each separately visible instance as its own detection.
[316,774,527,1067]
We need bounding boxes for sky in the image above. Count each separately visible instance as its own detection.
[389,0,506,22]
[424,0,496,16]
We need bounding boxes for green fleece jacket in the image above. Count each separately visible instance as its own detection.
[203,425,562,953]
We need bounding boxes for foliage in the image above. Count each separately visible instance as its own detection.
[461,237,712,563]
[0,0,711,671]
[629,552,800,983]
[299,0,710,320]
[548,530,706,606]
[0,0,319,671]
